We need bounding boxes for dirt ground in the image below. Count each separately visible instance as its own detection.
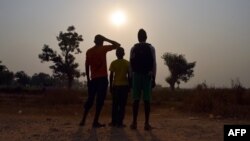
[1,101,249,141]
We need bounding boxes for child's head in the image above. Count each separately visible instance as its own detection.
[94,34,104,46]
[138,28,147,42]
[116,47,125,59]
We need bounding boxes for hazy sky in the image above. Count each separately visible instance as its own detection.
[1,0,250,88]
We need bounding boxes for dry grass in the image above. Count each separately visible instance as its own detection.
[182,89,250,118]
[148,87,250,119]
[1,87,250,119]
[37,89,85,105]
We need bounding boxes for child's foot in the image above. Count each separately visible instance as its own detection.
[117,124,126,128]
[144,123,152,131]
[130,123,137,130]
[79,120,85,126]
[108,122,116,127]
[92,122,106,128]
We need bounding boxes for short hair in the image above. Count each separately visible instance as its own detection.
[94,34,103,45]
[138,28,147,42]
[116,47,124,53]
[116,47,125,57]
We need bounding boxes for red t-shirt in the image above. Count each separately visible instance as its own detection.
[86,45,116,79]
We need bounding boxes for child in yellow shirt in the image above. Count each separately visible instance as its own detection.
[109,47,130,128]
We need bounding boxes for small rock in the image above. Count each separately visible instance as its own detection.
[209,114,214,119]
[49,128,59,132]
[216,115,222,119]
[18,110,22,114]
[188,117,199,120]
[170,107,175,111]
[63,122,71,125]
[32,134,40,137]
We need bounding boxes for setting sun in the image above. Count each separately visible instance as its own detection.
[110,10,126,27]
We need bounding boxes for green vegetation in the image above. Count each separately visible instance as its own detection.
[162,52,196,90]
[0,61,14,86]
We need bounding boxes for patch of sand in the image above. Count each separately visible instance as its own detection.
[1,105,249,141]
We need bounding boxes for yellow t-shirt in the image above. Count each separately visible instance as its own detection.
[109,59,129,86]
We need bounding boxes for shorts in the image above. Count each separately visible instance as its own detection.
[132,72,152,101]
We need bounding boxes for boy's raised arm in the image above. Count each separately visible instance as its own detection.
[103,36,121,48]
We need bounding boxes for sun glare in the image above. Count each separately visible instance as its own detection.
[110,10,126,27]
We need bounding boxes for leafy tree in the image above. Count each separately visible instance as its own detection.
[0,61,14,85]
[31,72,53,87]
[15,71,31,87]
[0,61,5,71]
[162,53,196,90]
[38,26,83,89]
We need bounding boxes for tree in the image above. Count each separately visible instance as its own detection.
[15,71,31,87]
[38,26,83,89]
[162,53,196,90]
[0,61,14,86]
[31,72,53,87]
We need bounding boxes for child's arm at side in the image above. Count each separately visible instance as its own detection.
[127,70,131,92]
[109,71,114,94]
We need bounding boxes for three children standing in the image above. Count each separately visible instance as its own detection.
[80,29,156,131]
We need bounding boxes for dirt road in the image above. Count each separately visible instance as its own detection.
[1,105,249,141]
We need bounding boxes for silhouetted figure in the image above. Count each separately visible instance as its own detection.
[79,35,120,128]
[109,47,130,128]
[130,29,156,131]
